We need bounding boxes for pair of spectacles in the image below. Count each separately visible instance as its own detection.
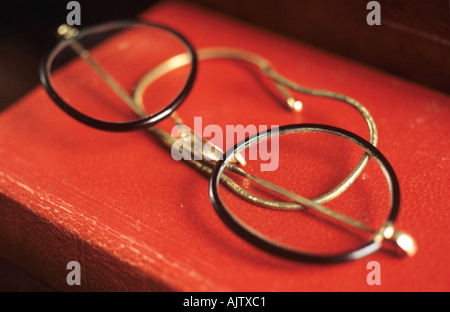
[40,20,416,263]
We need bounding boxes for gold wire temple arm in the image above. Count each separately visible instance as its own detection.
[133,48,379,205]
[150,127,417,257]
[225,162,417,257]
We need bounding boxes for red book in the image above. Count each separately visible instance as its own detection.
[0,1,449,291]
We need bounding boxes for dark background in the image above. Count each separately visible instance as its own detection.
[0,0,448,291]
[0,0,160,112]
[191,0,450,95]
[1,0,449,113]
[1,0,449,115]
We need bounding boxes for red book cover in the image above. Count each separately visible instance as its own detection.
[0,1,449,291]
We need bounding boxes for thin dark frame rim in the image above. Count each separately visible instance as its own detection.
[209,123,400,264]
[39,19,198,132]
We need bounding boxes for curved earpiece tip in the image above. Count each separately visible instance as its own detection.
[287,98,303,112]
[57,24,79,39]
[382,224,417,257]
[393,230,417,257]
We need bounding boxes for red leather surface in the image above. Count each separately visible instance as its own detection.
[0,1,449,291]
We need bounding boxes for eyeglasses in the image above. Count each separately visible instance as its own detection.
[40,20,416,263]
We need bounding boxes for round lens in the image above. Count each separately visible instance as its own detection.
[209,124,400,263]
[40,21,196,131]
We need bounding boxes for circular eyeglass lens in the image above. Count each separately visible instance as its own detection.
[210,125,398,262]
[46,21,195,125]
